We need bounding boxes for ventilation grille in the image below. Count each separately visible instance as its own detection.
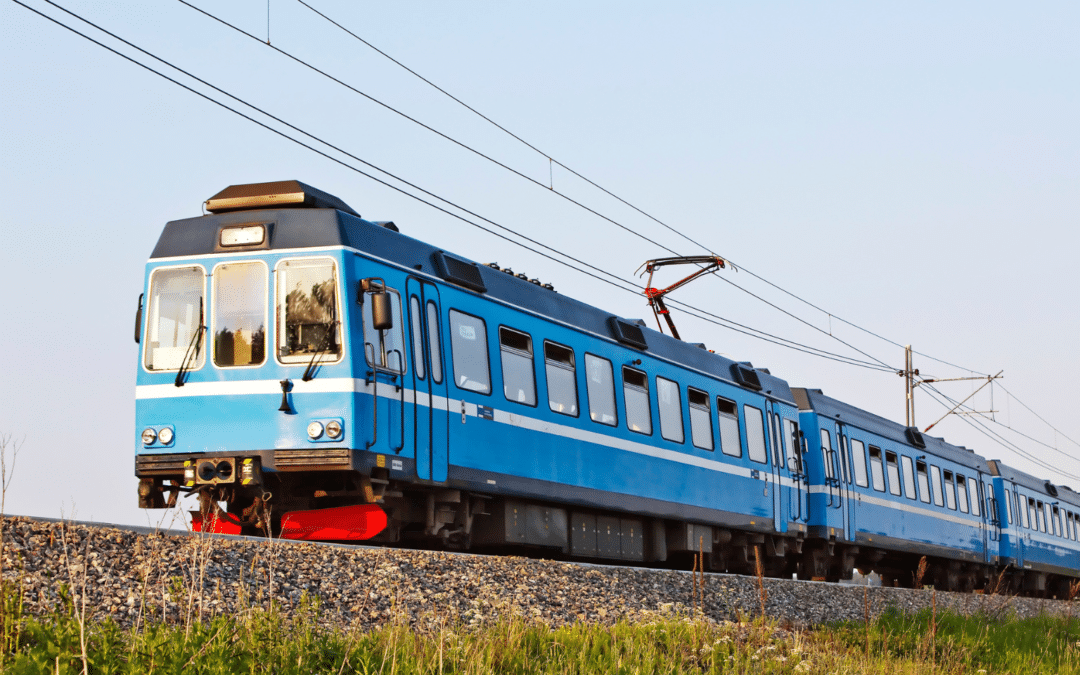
[135,454,192,476]
[731,363,762,391]
[905,426,927,449]
[608,317,647,350]
[275,448,351,468]
[434,252,487,293]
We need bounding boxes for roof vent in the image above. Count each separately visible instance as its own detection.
[205,180,359,217]
[374,221,399,232]
[1046,482,1060,497]
[905,427,927,449]
[434,251,486,293]
[730,363,762,391]
[608,317,648,350]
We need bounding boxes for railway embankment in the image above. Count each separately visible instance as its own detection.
[1,516,1074,630]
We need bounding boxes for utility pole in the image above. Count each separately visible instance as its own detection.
[902,345,917,427]
[899,345,1003,431]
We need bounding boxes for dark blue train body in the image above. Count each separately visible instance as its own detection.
[134,181,1080,594]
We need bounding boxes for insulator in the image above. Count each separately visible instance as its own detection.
[530,278,541,285]
[487,262,500,270]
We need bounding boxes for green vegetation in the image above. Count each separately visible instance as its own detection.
[3,578,1080,673]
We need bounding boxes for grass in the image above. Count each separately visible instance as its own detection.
[3,581,1080,674]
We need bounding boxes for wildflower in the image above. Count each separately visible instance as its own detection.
[795,661,812,672]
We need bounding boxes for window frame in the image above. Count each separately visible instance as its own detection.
[622,366,652,435]
[850,438,869,488]
[210,260,269,369]
[359,285,405,373]
[142,264,208,373]
[448,309,492,395]
[543,340,579,417]
[717,397,741,458]
[275,256,346,367]
[409,296,426,381]
[916,460,931,504]
[930,465,944,507]
[687,387,713,451]
[498,326,537,407]
[885,451,902,497]
[943,470,957,510]
[584,353,617,427]
[820,429,835,479]
[868,445,885,492]
[901,456,917,500]
[744,404,768,465]
[656,376,685,443]
[426,301,443,384]
[956,475,969,514]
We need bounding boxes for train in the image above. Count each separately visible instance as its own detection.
[134,180,1080,596]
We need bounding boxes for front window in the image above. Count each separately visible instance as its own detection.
[276,259,342,364]
[212,262,266,367]
[144,266,205,371]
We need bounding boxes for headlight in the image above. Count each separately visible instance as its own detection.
[158,427,174,444]
[307,421,324,440]
[141,428,157,445]
[325,420,342,439]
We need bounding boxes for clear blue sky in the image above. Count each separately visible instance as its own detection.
[2,0,1077,525]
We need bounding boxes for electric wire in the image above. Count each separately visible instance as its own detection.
[998,383,1080,450]
[921,384,1080,483]
[295,0,991,378]
[174,0,905,374]
[15,0,893,374]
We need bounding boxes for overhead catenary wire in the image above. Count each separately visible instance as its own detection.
[171,0,904,374]
[14,0,895,375]
[294,0,992,379]
[920,384,1080,484]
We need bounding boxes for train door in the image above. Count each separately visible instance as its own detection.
[1012,485,1026,569]
[783,417,808,525]
[836,422,855,542]
[978,472,993,565]
[406,278,449,482]
[766,404,787,533]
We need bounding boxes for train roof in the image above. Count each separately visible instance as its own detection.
[149,181,797,405]
[792,387,992,472]
[987,460,1079,504]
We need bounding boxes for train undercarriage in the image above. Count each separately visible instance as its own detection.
[137,466,1073,599]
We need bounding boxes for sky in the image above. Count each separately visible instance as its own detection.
[1,0,1078,526]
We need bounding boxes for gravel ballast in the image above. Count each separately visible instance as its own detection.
[1,516,1074,630]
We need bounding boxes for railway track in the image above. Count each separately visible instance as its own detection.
[2,514,1073,630]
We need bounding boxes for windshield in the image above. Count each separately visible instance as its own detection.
[213,262,267,367]
[144,266,205,371]
[276,258,342,363]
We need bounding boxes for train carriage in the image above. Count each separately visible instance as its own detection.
[134,180,1080,594]
[135,181,810,572]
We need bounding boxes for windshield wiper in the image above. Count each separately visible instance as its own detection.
[174,299,205,387]
[302,322,337,382]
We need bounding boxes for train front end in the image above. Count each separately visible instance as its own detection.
[134,181,386,539]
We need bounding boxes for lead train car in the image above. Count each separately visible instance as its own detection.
[135,181,1080,591]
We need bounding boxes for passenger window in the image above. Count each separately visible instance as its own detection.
[1005,491,1013,525]
[409,297,425,380]
[930,465,944,507]
[279,258,344,364]
[769,413,783,467]
[360,286,404,372]
[717,398,741,457]
[1034,500,1044,532]
[688,388,713,451]
[622,367,652,434]
[426,302,443,384]
[885,452,901,497]
[657,377,684,443]
[868,446,885,492]
[544,342,578,416]
[212,262,266,367]
[584,354,617,426]
[916,461,931,503]
[144,266,206,372]
[943,471,957,510]
[820,429,835,479]
[969,477,980,516]
[850,439,869,488]
[784,419,801,472]
[449,310,490,393]
[901,456,917,500]
[1021,495,1030,529]
[956,476,969,513]
[1054,507,1062,537]
[499,327,536,406]
[745,405,768,464]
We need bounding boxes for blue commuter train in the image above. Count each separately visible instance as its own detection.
[134,181,1080,594]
